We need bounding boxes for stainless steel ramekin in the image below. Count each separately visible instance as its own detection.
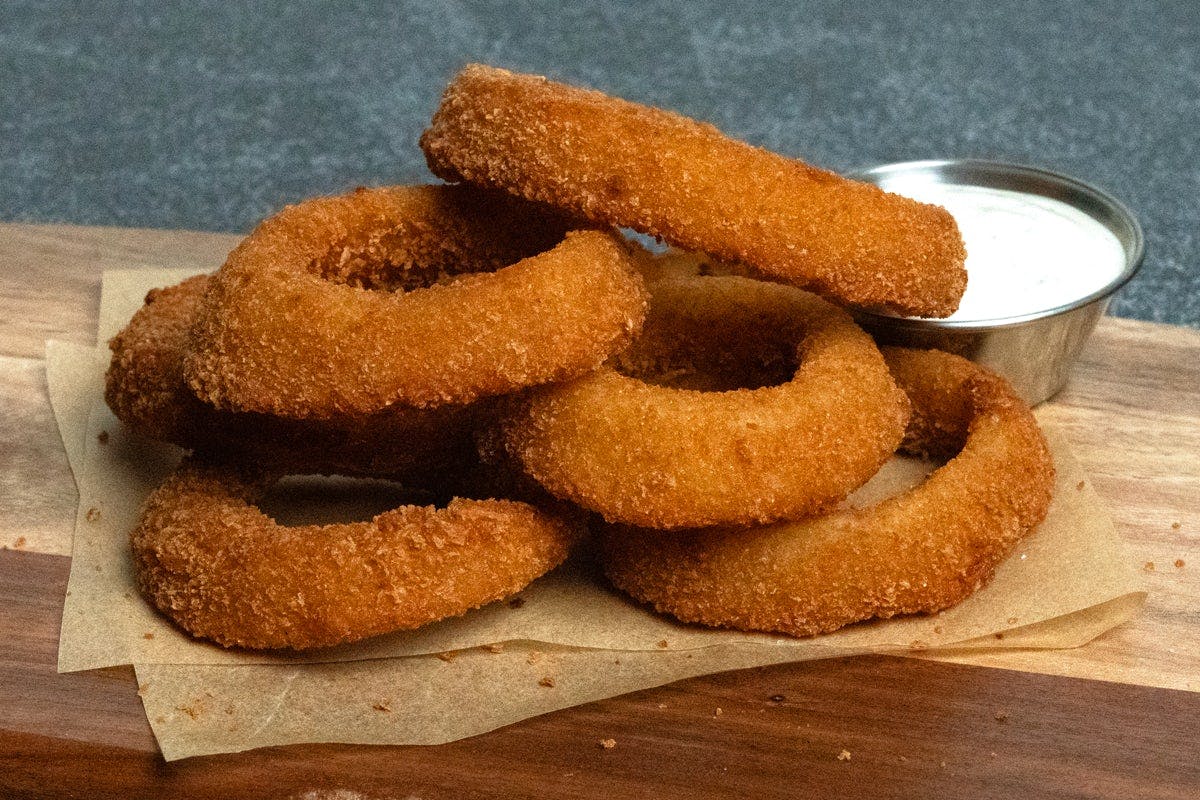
[849,160,1145,405]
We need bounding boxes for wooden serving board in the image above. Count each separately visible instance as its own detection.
[0,223,1197,799]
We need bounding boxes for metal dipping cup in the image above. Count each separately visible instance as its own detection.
[849,160,1145,405]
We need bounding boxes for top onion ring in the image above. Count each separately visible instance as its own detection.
[421,65,966,318]
[184,184,649,419]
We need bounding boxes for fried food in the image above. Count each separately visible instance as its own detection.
[184,184,649,419]
[494,276,911,529]
[421,64,966,317]
[598,347,1055,637]
[106,274,485,481]
[131,457,581,650]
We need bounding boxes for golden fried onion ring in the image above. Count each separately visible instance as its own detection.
[598,347,1055,637]
[421,65,966,317]
[184,184,648,418]
[496,276,911,529]
[131,458,580,650]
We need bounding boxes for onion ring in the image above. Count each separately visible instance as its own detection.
[495,276,911,529]
[106,274,485,481]
[184,184,649,418]
[131,457,580,650]
[598,347,1055,637]
[421,65,966,318]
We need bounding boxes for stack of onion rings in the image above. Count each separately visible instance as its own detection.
[184,183,649,418]
[131,457,581,650]
[496,276,911,529]
[597,347,1055,637]
[421,64,967,318]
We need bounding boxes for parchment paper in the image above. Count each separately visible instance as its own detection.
[50,268,1146,758]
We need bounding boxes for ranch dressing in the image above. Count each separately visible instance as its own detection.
[880,182,1128,321]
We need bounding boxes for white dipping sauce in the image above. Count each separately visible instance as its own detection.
[879,181,1128,321]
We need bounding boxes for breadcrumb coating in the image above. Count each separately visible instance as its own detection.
[421,65,966,317]
[184,184,649,418]
[598,347,1055,637]
[105,274,486,481]
[497,276,911,529]
[131,458,581,650]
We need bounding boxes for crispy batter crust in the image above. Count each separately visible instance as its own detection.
[105,274,486,480]
[496,276,911,529]
[421,65,966,317]
[598,347,1055,637]
[131,458,580,650]
[184,184,649,418]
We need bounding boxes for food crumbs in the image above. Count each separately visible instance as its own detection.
[1006,616,1019,625]
[137,683,149,696]
[657,703,667,709]
[941,761,948,769]
[599,738,616,750]
[507,597,526,609]
[14,536,26,549]
[1175,559,1185,569]
[539,676,556,688]
[86,507,101,522]
[1171,522,1181,530]
[769,694,785,703]
[994,710,1009,723]
[436,651,456,662]
[372,702,392,713]
[899,756,907,763]
[994,632,1005,640]
[1076,480,1085,491]
[656,639,669,649]
[177,704,200,720]
[526,651,542,665]
[97,431,109,445]
[909,640,928,651]
[990,751,997,758]
[714,707,723,717]
[1144,561,1155,572]
[837,750,851,762]
[484,643,504,654]
[933,625,943,635]
[143,632,154,640]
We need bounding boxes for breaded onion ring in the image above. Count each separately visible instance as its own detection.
[131,458,580,650]
[495,276,911,529]
[184,184,648,418]
[598,347,1055,637]
[106,275,485,481]
[421,65,966,317]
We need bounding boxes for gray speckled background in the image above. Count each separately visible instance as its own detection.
[2,0,1197,326]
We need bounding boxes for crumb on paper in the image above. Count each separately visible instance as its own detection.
[177,702,202,720]
[154,715,164,723]
[137,682,149,696]
[372,702,392,713]
[86,507,101,522]
[526,651,543,665]
[656,639,669,649]
[538,676,556,688]
[436,651,456,662]
[1006,616,1019,625]
[143,632,154,640]
[933,625,943,635]
[598,738,616,750]
[909,640,928,651]
[484,643,504,654]
[97,430,109,445]
[1171,522,1181,530]
[1076,480,1085,491]
[1175,559,1186,569]
[994,632,1005,640]
[837,750,851,762]
[613,658,621,665]
[1144,561,1155,572]
[994,710,1009,723]
[507,596,526,609]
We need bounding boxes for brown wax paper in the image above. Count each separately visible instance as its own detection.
[48,268,1146,758]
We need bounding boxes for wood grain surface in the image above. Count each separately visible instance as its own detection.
[0,222,1196,799]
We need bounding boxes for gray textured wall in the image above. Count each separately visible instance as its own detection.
[2,1,1197,326]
